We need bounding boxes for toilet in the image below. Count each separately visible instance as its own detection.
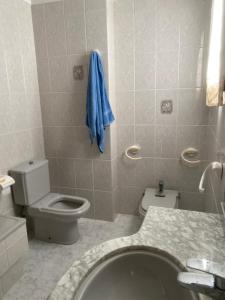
[9,159,90,245]
[139,187,179,219]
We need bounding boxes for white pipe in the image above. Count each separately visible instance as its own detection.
[199,162,223,193]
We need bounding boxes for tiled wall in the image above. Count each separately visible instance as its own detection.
[32,0,218,219]
[0,0,44,216]
[114,0,213,214]
[0,0,217,220]
[0,221,28,297]
[32,0,117,220]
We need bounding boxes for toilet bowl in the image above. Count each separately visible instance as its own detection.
[139,188,179,219]
[28,193,90,222]
[10,160,90,245]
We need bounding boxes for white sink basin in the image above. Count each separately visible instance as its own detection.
[74,250,199,300]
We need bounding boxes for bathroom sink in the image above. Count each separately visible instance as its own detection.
[74,249,199,300]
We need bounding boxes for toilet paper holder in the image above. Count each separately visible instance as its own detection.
[0,175,15,192]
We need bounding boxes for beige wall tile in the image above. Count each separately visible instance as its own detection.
[115,51,134,91]
[117,158,138,188]
[49,56,70,92]
[65,13,86,55]
[93,160,112,191]
[135,158,155,188]
[135,125,155,157]
[45,1,67,57]
[115,11,134,54]
[75,159,93,189]
[36,58,51,93]
[179,0,210,48]
[64,0,85,15]
[32,4,48,59]
[135,10,155,53]
[135,51,156,90]
[178,89,208,125]
[117,187,143,215]
[179,47,204,88]
[154,158,179,189]
[117,126,134,158]
[0,55,9,94]
[155,126,177,158]
[156,51,178,89]
[135,91,155,125]
[134,0,154,12]
[86,9,107,53]
[116,92,134,125]
[56,158,76,188]
[94,190,114,221]
[179,192,205,212]
[156,0,179,51]
[85,0,106,11]
[6,54,25,93]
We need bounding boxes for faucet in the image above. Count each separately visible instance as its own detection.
[177,258,225,299]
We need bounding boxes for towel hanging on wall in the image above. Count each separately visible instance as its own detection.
[86,50,115,153]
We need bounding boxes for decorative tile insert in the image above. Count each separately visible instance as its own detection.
[161,100,173,114]
[73,65,84,81]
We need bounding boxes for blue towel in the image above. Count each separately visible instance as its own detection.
[86,51,115,153]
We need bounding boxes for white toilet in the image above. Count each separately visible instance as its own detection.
[10,159,90,245]
[139,187,179,219]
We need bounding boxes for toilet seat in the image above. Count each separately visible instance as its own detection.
[28,193,90,222]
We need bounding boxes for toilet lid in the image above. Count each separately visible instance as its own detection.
[141,188,178,212]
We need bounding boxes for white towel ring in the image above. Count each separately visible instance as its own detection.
[180,147,201,167]
[124,145,142,160]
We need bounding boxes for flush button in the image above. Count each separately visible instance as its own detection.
[161,100,173,114]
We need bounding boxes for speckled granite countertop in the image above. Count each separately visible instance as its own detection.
[48,207,225,300]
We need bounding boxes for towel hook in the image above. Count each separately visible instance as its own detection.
[93,49,101,56]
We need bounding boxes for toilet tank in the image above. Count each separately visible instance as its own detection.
[9,160,50,206]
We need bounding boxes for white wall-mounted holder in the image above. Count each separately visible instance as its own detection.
[93,49,101,56]
[0,175,15,192]
[199,162,223,193]
[180,148,201,167]
[124,145,142,160]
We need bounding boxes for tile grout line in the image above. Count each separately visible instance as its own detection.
[133,0,136,146]
[43,4,52,93]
